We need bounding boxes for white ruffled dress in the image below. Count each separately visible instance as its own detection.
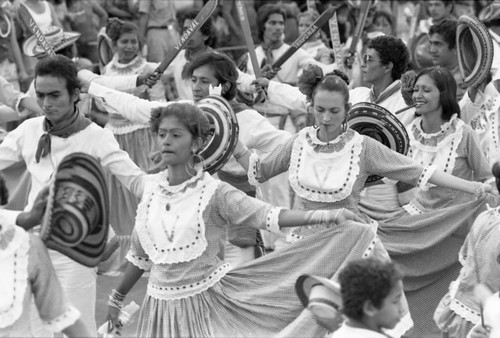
[126,169,391,338]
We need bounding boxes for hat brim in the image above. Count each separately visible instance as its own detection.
[410,33,434,71]
[347,102,409,183]
[295,274,342,309]
[457,14,493,88]
[23,31,81,57]
[196,95,239,174]
[40,153,109,267]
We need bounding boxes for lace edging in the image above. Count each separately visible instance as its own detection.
[42,306,80,333]
[136,174,218,264]
[289,132,363,202]
[417,165,437,191]
[449,297,481,324]
[266,207,282,234]
[402,202,423,215]
[126,252,152,271]
[0,228,29,328]
[147,263,231,301]
[248,152,260,187]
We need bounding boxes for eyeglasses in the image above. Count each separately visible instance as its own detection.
[362,54,382,65]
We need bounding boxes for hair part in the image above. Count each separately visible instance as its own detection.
[183,51,238,101]
[367,35,409,80]
[339,258,404,321]
[416,66,460,120]
[298,65,350,106]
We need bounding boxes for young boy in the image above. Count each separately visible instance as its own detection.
[332,258,405,338]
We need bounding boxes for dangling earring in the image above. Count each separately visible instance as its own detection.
[341,118,348,133]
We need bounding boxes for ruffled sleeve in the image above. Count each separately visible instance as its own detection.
[29,236,80,333]
[462,125,493,182]
[126,228,152,271]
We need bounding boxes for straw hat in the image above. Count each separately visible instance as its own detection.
[22,26,80,57]
[296,274,342,324]
[479,0,500,23]
[40,153,109,267]
[456,14,494,88]
[196,95,239,174]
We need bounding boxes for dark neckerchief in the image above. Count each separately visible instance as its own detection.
[260,40,284,67]
[35,109,92,163]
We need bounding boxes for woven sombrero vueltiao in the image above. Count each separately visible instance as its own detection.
[40,153,109,267]
[22,26,80,57]
[456,14,494,88]
[196,95,239,174]
[296,274,342,326]
[347,102,409,183]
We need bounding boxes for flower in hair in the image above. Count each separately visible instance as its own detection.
[400,70,417,106]
[106,18,124,40]
[298,64,324,101]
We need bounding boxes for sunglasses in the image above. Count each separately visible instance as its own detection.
[362,54,382,65]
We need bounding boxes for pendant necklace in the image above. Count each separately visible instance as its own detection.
[161,215,180,243]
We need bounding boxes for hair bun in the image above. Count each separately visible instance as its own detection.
[298,64,324,101]
[106,18,124,41]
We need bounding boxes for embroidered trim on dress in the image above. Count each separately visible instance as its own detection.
[136,171,219,264]
[107,54,147,74]
[417,165,437,191]
[147,263,231,300]
[306,127,354,153]
[286,231,303,243]
[0,228,29,328]
[126,252,152,271]
[289,128,363,203]
[266,207,282,234]
[448,280,481,324]
[362,236,378,258]
[403,202,424,215]
[42,306,80,333]
[409,116,464,176]
[248,152,260,187]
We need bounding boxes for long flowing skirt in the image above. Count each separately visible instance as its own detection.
[378,194,498,338]
[135,222,412,337]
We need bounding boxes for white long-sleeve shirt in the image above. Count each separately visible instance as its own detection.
[0,116,146,225]
[87,82,291,175]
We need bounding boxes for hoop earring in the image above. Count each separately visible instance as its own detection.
[193,153,205,168]
[185,158,196,176]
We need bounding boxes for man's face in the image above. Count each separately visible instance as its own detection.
[190,64,219,102]
[361,48,387,84]
[35,75,78,123]
[263,13,285,44]
[428,1,452,22]
[429,33,457,68]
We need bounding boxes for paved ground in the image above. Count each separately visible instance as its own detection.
[95,274,148,337]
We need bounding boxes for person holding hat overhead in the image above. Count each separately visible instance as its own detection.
[479,0,500,91]
[0,54,148,337]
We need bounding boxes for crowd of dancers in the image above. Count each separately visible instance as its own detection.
[1,0,500,337]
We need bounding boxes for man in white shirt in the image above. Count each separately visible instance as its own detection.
[0,55,145,336]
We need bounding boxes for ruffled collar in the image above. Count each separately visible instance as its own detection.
[108,53,146,74]
[305,127,355,153]
[158,167,204,195]
[410,114,463,147]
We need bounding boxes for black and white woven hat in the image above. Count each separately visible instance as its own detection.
[40,153,109,267]
[456,14,494,88]
[347,102,409,183]
[196,95,239,174]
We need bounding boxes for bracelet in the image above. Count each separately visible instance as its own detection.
[107,296,123,310]
[111,289,126,302]
[473,182,487,200]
